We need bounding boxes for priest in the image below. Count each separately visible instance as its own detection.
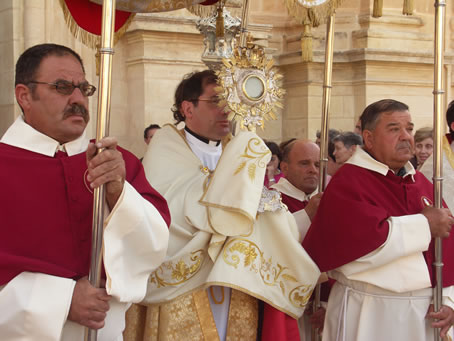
[0,43,171,340]
[133,70,320,341]
[303,99,454,340]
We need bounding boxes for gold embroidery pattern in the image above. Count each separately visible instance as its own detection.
[289,284,314,308]
[226,289,258,341]
[223,238,314,308]
[150,250,205,287]
[234,138,270,181]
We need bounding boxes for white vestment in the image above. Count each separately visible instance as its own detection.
[141,125,320,340]
[0,116,169,341]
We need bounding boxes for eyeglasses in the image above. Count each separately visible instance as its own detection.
[192,97,221,106]
[28,80,97,97]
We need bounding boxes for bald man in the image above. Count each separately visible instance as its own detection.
[273,139,322,233]
[263,140,324,341]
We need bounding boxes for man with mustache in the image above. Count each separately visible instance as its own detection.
[131,70,320,341]
[0,43,170,340]
[303,99,454,340]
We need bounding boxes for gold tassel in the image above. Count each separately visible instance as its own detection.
[403,0,413,15]
[216,6,225,38]
[301,22,313,62]
[372,0,383,18]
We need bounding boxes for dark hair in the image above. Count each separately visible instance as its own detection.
[15,43,85,88]
[265,141,281,160]
[328,140,336,162]
[447,100,454,138]
[281,140,296,163]
[360,99,409,131]
[279,138,296,156]
[144,124,161,139]
[332,131,363,148]
[172,70,218,123]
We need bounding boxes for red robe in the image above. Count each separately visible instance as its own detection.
[261,193,307,341]
[0,142,170,286]
[302,163,454,288]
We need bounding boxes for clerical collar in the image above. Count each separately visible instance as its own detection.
[184,127,220,146]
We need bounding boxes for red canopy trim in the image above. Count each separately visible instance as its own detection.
[59,0,135,49]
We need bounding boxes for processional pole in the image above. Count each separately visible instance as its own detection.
[86,0,116,340]
[312,13,335,341]
[239,0,250,47]
[432,1,446,340]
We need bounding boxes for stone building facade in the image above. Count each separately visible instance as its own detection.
[1,0,453,157]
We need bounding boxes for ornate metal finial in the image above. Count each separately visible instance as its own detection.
[196,7,241,69]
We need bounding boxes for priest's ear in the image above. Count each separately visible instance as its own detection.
[15,84,33,114]
[181,100,194,120]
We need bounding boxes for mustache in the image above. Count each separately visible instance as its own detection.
[396,141,412,150]
[63,104,89,122]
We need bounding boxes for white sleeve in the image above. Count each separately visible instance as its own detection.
[340,214,431,274]
[334,214,433,292]
[0,272,75,341]
[103,181,169,303]
[293,208,311,242]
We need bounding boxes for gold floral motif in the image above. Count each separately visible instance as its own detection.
[223,238,313,308]
[233,138,270,181]
[150,250,205,287]
[289,284,314,308]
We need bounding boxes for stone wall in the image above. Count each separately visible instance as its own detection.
[0,0,452,156]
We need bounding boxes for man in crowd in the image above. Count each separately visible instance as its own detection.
[316,129,341,176]
[134,70,320,341]
[0,43,170,340]
[303,99,454,340]
[267,139,324,340]
[144,123,161,145]
[332,131,362,166]
[274,139,322,234]
[420,101,454,211]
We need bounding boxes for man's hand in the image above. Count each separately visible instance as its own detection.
[422,206,454,238]
[305,193,323,221]
[86,137,126,209]
[68,277,112,330]
[426,304,454,338]
[308,306,326,332]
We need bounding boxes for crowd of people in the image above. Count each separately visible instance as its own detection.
[1,43,453,341]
